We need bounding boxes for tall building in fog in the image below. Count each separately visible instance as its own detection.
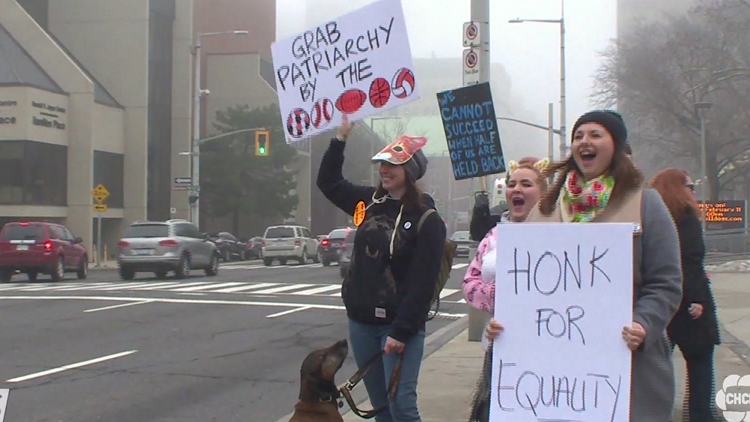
[617,0,698,36]
[305,0,373,27]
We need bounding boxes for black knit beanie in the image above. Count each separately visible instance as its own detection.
[403,149,428,181]
[571,110,628,150]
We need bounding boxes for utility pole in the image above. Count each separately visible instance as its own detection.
[559,0,567,159]
[189,30,248,230]
[467,0,491,343]
[695,102,712,235]
[191,37,202,229]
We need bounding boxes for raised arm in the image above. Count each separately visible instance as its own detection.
[635,189,683,349]
[316,116,376,215]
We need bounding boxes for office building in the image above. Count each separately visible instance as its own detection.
[0,0,193,259]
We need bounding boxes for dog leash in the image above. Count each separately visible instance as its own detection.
[338,350,403,419]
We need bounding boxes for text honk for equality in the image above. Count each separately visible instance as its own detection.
[490,223,635,422]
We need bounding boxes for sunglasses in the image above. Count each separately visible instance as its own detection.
[686,183,695,191]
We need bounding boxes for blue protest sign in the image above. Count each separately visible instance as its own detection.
[436,82,505,180]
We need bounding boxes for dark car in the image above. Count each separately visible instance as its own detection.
[450,230,477,257]
[338,229,357,278]
[243,236,263,260]
[318,228,353,266]
[207,232,247,261]
[0,221,89,282]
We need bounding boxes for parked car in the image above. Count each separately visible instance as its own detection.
[207,231,247,262]
[450,230,477,257]
[261,225,319,266]
[0,221,88,282]
[338,229,357,278]
[116,219,220,280]
[318,227,354,266]
[243,236,263,260]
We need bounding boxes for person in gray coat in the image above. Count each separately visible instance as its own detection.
[524,110,683,421]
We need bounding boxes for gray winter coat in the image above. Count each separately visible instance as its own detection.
[526,188,683,421]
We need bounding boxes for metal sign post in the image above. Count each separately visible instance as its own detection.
[91,184,109,267]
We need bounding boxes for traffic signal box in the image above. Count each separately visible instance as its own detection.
[255,130,270,156]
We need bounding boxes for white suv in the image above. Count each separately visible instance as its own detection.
[261,225,320,266]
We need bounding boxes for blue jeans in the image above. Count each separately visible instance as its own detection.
[348,319,426,422]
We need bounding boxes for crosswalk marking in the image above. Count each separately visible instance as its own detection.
[217,261,470,271]
[252,284,316,294]
[211,283,277,293]
[289,284,341,295]
[169,282,244,292]
[0,281,462,300]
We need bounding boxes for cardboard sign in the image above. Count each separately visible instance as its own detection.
[436,82,505,180]
[271,0,419,142]
[491,223,634,422]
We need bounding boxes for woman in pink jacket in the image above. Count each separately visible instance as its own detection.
[463,157,549,343]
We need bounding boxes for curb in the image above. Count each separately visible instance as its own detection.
[273,316,469,422]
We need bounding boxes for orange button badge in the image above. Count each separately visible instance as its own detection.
[353,200,366,227]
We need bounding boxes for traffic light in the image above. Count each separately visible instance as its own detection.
[255,130,270,156]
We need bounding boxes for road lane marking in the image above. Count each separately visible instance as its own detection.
[6,350,138,383]
[84,300,153,313]
[451,263,468,269]
[0,296,468,319]
[266,306,312,318]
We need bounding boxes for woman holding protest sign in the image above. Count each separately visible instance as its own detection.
[462,156,549,422]
[516,110,683,421]
[316,113,446,422]
[650,168,722,422]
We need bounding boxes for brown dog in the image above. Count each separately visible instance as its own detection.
[289,339,349,422]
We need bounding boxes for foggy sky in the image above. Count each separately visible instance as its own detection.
[276,0,618,158]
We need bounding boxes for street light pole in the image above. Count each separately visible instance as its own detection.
[509,0,567,158]
[191,36,202,228]
[190,30,249,230]
[695,101,712,234]
[559,1,567,159]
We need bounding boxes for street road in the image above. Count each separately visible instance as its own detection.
[0,258,471,422]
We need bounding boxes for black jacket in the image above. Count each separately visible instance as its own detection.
[469,195,504,241]
[316,139,447,342]
[666,208,720,349]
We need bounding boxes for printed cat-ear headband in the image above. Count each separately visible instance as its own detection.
[507,157,550,174]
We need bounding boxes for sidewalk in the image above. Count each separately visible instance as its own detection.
[89,260,118,271]
[343,271,750,422]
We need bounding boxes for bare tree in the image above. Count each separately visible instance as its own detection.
[592,0,750,200]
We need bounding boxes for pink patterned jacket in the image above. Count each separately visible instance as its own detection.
[463,225,500,314]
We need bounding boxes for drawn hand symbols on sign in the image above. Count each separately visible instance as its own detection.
[464,50,478,68]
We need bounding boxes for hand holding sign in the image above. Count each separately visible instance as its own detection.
[337,113,353,140]
[622,322,646,350]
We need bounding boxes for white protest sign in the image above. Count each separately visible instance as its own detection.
[491,223,634,422]
[270,0,419,141]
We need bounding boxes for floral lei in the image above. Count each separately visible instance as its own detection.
[563,171,615,222]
